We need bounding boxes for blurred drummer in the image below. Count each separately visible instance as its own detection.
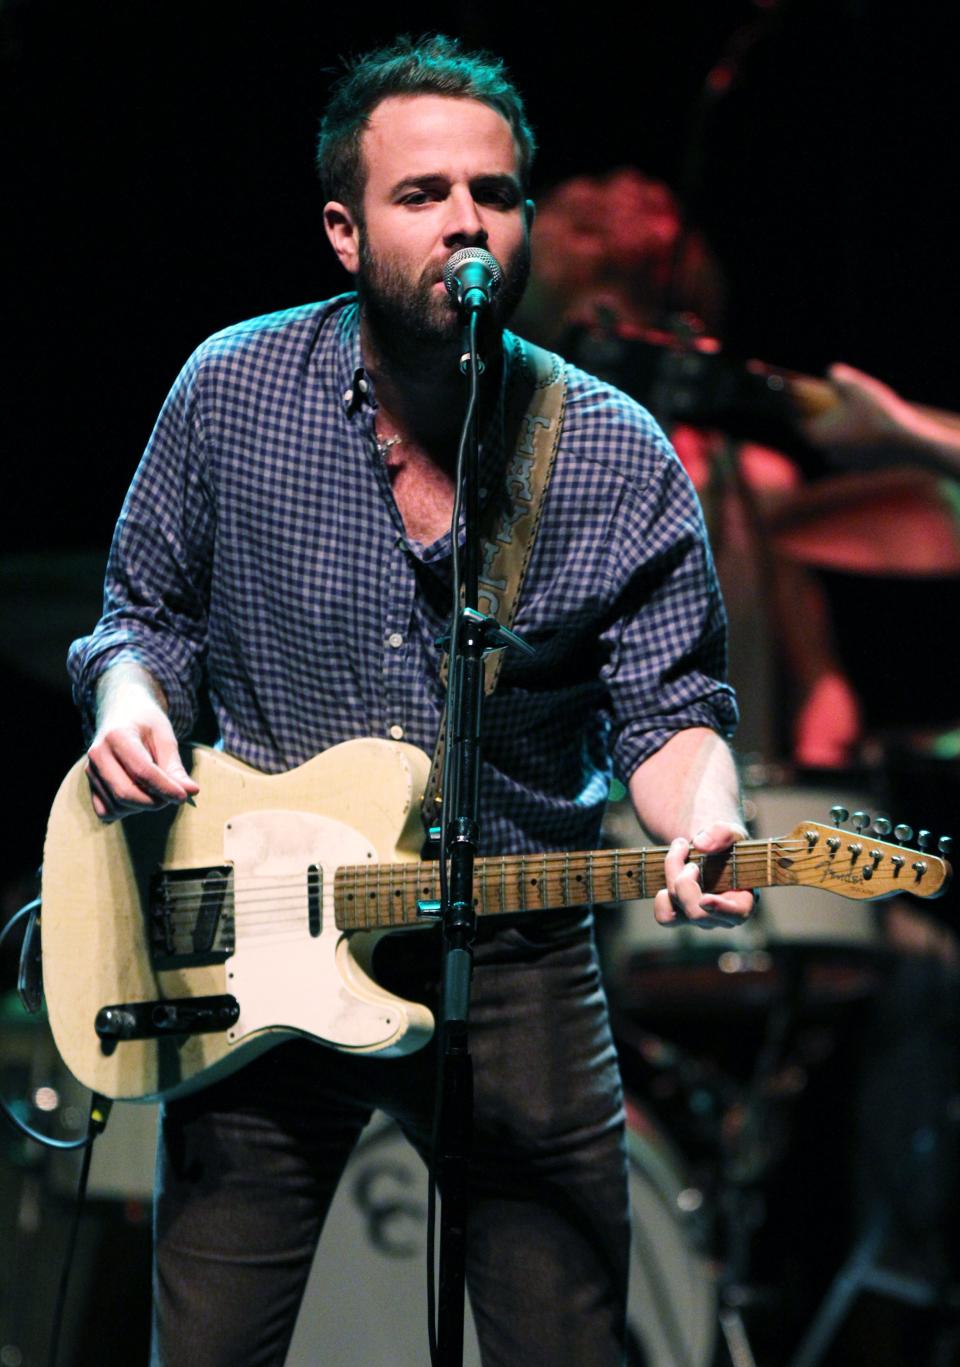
[514,168,862,770]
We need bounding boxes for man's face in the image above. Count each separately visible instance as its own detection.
[342,95,531,346]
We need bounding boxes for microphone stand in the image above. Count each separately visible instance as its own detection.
[428,300,532,1367]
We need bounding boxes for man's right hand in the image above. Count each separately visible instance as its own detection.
[85,665,199,821]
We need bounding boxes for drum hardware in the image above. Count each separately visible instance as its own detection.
[786,947,960,1367]
[787,1202,960,1367]
[615,975,821,1367]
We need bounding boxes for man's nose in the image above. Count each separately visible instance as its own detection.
[442,188,488,246]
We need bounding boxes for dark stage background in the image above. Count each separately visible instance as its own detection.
[5,0,960,548]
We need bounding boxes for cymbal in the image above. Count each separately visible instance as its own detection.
[766,468,960,575]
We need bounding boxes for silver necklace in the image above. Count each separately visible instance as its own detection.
[375,432,403,460]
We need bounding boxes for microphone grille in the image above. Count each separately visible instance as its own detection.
[442,247,503,295]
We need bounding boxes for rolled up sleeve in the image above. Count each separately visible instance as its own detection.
[600,441,738,782]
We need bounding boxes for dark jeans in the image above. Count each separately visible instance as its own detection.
[151,914,629,1366]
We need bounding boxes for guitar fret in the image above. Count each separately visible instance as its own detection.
[600,852,612,902]
[613,849,621,902]
[542,851,549,909]
[499,857,506,915]
[586,855,594,905]
[562,851,570,907]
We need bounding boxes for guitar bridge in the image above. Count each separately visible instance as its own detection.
[149,865,234,969]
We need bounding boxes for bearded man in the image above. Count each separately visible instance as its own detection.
[68,34,752,1367]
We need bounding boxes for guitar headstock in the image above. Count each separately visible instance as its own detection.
[776,815,952,901]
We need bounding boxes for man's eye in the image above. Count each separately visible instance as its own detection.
[400,191,435,205]
[477,189,519,209]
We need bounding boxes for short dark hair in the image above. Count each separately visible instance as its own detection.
[316,34,536,219]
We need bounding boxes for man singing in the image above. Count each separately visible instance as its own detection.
[69,34,753,1367]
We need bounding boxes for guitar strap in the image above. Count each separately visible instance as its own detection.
[420,335,567,835]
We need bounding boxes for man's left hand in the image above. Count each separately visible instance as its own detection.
[653,821,755,930]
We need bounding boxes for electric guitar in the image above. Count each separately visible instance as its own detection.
[40,739,951,1103]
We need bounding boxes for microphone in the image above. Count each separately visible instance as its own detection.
[443,247,503,312]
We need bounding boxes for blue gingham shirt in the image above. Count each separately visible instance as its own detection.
[68,295,737,856]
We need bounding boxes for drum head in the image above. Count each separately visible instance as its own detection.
[626,1100,716,1367]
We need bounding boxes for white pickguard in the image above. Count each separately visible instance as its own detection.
[223,809,402,1051]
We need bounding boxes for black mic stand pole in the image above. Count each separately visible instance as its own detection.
[437,304,481,1367]
[432,304,483,1367]
[430,301,532,1367]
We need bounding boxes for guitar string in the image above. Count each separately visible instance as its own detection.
[152,843,916,911]
[151,838,914,912]
[150,839,836,905]
[151,845,921,941]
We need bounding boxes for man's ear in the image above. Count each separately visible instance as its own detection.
[524,198,536,229]
[324,201,361,276]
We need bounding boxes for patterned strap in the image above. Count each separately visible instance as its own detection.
[420,338,568,835]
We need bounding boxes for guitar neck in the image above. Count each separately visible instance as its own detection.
[334,841,769,931]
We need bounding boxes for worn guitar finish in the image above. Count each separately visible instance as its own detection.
[41,740,951,1103]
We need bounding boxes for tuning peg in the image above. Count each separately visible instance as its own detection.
[830,806,849,827]
[852,811,871,833]
[894,823,914,844]
[873,817,892,838]
[918,830,932,852]
[939,836,953,857]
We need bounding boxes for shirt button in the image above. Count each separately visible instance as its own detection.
[387,632,404,649]
[342,387,354,407]
[388,724,405,740]
[357,377,369,394]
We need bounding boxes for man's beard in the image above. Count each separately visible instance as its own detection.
[357,235,531,364]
